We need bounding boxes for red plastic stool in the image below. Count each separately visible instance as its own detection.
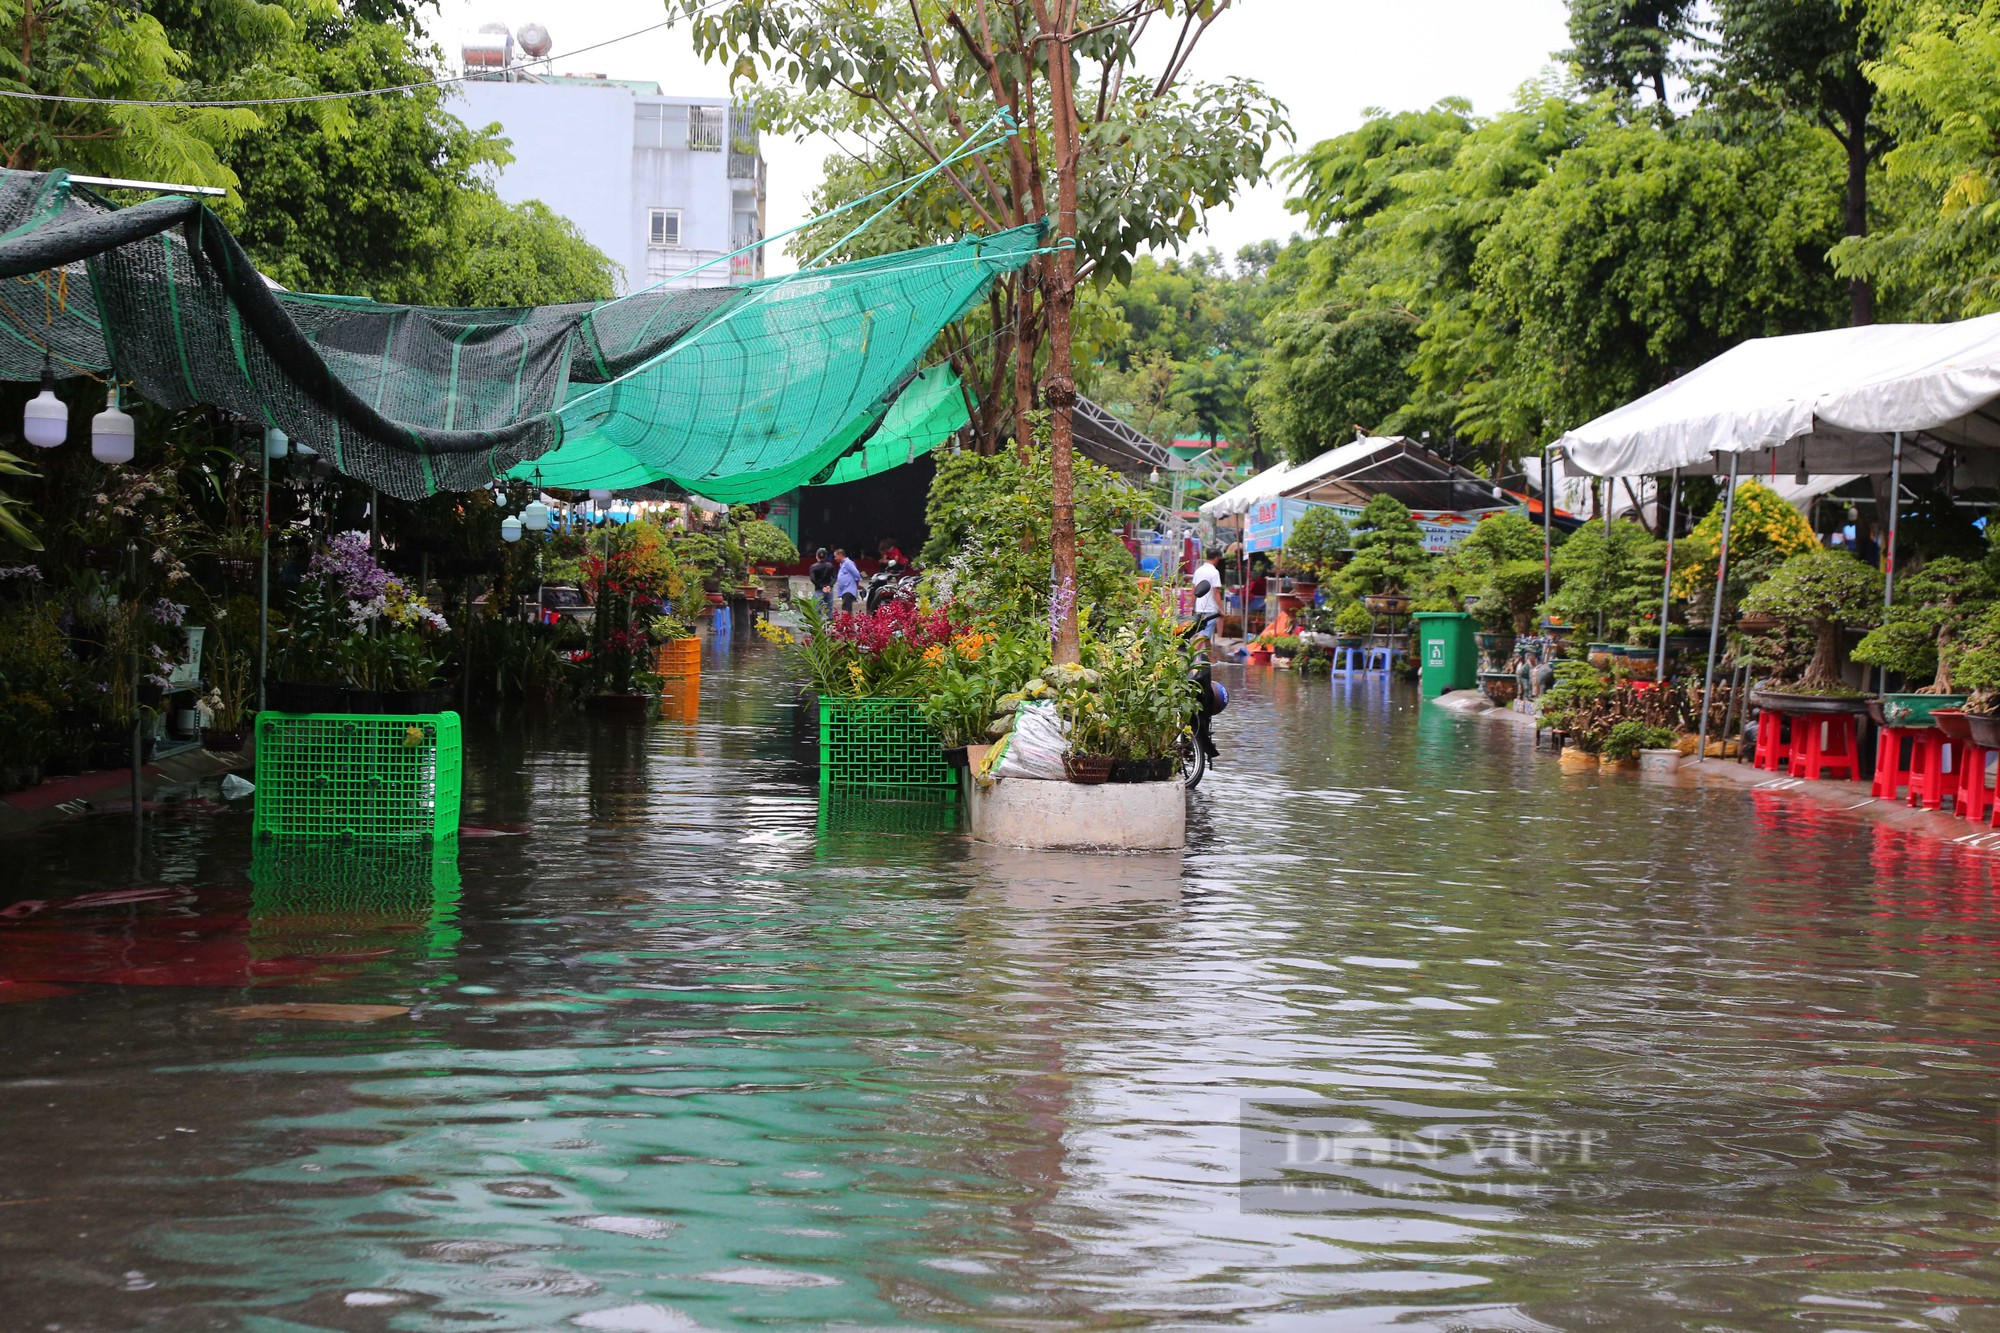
[1907,730,1960,811]
[1754,708,1793,772]
[1961,745,1995,822]
[1874,726,1927,800]
[1789,713,1860,781]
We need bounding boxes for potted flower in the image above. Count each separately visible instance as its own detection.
[1852,555,1992,726]
[1738,548,1883,711]
[1600,720,1676,771]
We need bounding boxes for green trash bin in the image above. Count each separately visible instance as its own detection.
[1413,612,1477,698]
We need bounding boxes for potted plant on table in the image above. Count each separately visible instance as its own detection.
[1332,600,1373,651]
[1852,555,1993,726]
[1738,548,1883,711]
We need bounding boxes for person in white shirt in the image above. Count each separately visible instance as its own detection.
[1191,548,1223,637]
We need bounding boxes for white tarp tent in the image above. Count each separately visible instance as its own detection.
[1199,460,1292,518]
[1557,312,2000,479]
[1198,437,1409,517]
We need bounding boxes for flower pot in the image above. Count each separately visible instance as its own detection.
[1735,614,1780,637]
[1362,594,1412,616]
[1876,692,1967,728]
[584,692,654,718]
[1599,754,1638,771]
[1966,713,2000,749]
[1586,642,1619,671]
[1248,648,1272,665]
[1618,646,1660,683]
[201,727,246,752]
[944,745,970,771]
[1478,670,1519,707]
[1933,708,1972,742]
[1559,747,1598,770]
[1541,619,1574,645]
[1638,747,1683,773]
[1335,635,1365,651]
[1749,689,1869,716]
[1063,754,1115,784]
[379,687,451,714]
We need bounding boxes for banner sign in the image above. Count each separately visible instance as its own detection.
[1244,498,1516,555]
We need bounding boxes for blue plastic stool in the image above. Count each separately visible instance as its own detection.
[1366,646,1395,673]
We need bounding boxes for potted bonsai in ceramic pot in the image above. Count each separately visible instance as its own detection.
[1852,555,1993,726]
[1333,600,1373,651]
[1335,496,1431,618]
[1738,548,1883,712]
[1945,604,2000,747]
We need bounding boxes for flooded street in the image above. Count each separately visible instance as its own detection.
[2,641,1997,1331]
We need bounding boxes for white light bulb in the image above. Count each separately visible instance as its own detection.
[90,397,135,466]
[523,498,551,532]
[23,360,66,448]
[501,515,523,543]
[264,426,289,460]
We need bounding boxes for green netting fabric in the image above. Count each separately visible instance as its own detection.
[0,168,1038,499]
[515,363,968,501]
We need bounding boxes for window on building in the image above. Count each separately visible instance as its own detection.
[649,208,682,248]
[689,105,724,152]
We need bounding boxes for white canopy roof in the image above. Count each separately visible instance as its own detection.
[1557,312,2000,479]
[1199,460,1292,517]
[1198,436,1406,516]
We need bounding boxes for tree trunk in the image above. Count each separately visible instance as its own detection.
[1040,2,1082,665]
[1013,270,1038,461]
[1809,618,1843,689]
[1934,623,1955,693]
[1844,110,1873,327]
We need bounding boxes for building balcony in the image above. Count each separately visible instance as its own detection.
[644,246,733,288]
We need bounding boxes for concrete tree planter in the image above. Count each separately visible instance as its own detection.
[967,776,1186,851]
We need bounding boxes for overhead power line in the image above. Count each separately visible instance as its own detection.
[0,15,697,109]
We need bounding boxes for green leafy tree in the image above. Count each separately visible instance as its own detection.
[1740,547,1884,691]
[1334,495,1431,600]
[1283,505,1350,580]
[1547,518,1666,642]
[679,0,1285,664]
[1852,554,1994,691]
[1706,0,1887,324]
[1565,0,1700,105]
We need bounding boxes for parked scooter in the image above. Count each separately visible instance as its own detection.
[1181,579,1228,790]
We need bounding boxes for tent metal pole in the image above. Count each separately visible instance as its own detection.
[1656,467,1678,681]
[1881,431,1903,692]
[1543,445,1555,610]
[1697,454,1740,763]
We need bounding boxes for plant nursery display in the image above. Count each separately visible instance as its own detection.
[1852,556,1995,693]
[1738,548,1883,697]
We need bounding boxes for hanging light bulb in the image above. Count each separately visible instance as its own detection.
[264,426,289,460]
[501,514,523,543]
[1148,466,1161,484]
[523,496,551,531]
[90,386,135,466]
[22,357,67,449]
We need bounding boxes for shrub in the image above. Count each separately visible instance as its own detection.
[1601,720,1677,761]
[1740,548,1883,693]
[1284,505,1350,580]
[1852,555,1994,692]
[1334,602,1374,638]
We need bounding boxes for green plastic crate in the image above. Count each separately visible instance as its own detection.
[817,697,953,789]
[253,711,463,841]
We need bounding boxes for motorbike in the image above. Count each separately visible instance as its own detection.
[864,561,921,613]
[1181,580,1228,790]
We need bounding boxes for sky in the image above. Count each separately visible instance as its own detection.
[429,1,1574,272]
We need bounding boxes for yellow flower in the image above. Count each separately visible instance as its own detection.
[847,660,866,691]
[922,644,946,667]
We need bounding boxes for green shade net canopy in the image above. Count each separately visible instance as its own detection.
[515,362,969,500]
[0,168,1037,499]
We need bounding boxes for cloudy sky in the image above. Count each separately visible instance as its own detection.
[431,1,1573,270]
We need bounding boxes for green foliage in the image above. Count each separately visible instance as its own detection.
[921,627,1044,749]
[1565,0,1699,104]
[920,445,1142,631]
[1284,505,1351,580]
[1547,519,1665,642]
[1673,480,1822,612]
[1334,495,1432,600]
[1086,614,1197,761]
[0,448,40,550]
[1601,719,1677,761]
[1334,601,1375,638]
[1539,658,1613,748]
[736,519,800,570]
[0,601,75,769]
[1852,554,1994,691]
[1740,547,1883,690]
[1484,558,1551,634]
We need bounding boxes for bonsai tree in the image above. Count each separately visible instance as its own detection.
[1673,480,1820,620]
[1334,601,1375,641]
[1951,604,2000,714]
[738,518,800,570]
[1334,495,1431,600]
[1481,558,1548,634]
[1852,556,1994,693]
[1284,505,1350,582]
[1546,519,1664,642]
[1738,548,1884,695]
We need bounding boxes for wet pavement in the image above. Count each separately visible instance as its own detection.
[1,640,1997,1331]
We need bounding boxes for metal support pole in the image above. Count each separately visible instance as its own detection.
[1696,454,1741,763]
[1656,467,1678,681]
[258,431,270,713]
[1543,445,1555,612]
[1881,431,1903,692]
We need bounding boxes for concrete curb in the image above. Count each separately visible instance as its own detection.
[1432,690,2000,855]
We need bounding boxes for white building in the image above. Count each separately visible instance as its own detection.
[454,46,766,295]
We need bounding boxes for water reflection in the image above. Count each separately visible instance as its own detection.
[0,652,1996,1329]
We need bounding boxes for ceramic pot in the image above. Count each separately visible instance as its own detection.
[1063,754,1115,784]
[1932,708,1973,742]
[1965,713,2000,749]
[1876,692,1968,728]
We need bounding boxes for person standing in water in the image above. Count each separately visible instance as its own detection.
[809,547,835,616]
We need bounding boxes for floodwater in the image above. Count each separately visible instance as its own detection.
[2,642,1997,1332]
